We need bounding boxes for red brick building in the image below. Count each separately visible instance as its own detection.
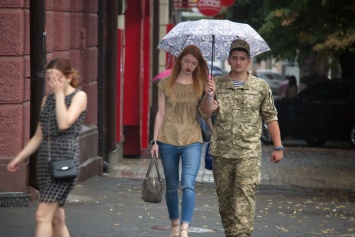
[0,0,158,205]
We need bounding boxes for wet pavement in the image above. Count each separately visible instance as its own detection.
[112,141,355,191]
[1,141,355,237]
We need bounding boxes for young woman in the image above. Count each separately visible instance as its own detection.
[150,45,209,237]
[7,57,87,237]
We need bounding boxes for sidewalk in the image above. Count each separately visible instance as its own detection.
[111,142,355,191]
[1,142,355,237]
[1,175,354,237]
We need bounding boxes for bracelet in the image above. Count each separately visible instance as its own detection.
[150,140,158,145]
[274,146,284,151]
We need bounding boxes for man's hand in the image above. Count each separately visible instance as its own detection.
[270,150,283,163]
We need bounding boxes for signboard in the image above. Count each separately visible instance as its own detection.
[221,0,235,7]
[197,0,222,16]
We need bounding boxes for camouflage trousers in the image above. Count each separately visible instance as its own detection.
[212,156,261,237]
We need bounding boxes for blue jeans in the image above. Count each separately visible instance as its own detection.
[159,142,202,224]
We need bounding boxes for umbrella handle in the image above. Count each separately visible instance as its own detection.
[210,35,215,79]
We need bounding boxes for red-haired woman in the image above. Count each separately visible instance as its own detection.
[150,45,216,237]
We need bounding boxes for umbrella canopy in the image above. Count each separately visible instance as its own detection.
[157,19,271,61]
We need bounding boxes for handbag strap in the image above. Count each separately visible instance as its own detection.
[46,95,81,167]
[48,112,51,161]
[145,156,161,179]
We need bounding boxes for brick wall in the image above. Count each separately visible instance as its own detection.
[0,0,101,192]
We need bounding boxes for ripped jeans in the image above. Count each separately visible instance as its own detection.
[159,142,202,224]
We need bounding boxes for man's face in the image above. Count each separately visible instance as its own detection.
[228,50,251,74]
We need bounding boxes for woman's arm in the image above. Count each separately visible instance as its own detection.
[199,79,216,117]
[55,91,87,130]
[205,117,213,132]
[48,72,87,130]
[7,97,46,172]
[150,89,166,158]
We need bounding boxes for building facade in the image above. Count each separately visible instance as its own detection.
[0,0,170,205]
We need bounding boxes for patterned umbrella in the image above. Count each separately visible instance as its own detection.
[157,19,270,61]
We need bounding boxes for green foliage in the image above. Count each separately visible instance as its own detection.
[225,0,355,66]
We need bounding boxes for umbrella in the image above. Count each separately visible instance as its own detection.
[153,69,172,81]
[157,19,271,73]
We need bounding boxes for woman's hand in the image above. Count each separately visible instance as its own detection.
[47,70,66,94]
[150,144,159,158]
[205,79,215,94]
[7,158,21,172]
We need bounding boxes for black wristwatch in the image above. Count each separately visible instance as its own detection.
[274,146,284,151]
[151,140,158,145]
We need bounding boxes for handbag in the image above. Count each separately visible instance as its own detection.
[48,115,79,182]
[50,159,78,181]
[141,156,163,203]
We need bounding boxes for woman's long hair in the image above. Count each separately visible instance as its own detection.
[46,57,80,88]
[166,45,209,98]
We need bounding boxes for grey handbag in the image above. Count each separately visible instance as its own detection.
[141,156,163,203]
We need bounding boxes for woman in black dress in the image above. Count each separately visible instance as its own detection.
[7,57,87,237]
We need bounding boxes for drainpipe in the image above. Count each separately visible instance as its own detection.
[29,0,46,189]
[98,0,106,162]
[149,0,160,141]
[107,0,118,151]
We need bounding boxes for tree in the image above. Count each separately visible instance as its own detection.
[225,0,355,78]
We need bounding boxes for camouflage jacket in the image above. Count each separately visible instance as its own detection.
[209,73,278,159]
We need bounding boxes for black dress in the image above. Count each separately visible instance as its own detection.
[37,89,86,206]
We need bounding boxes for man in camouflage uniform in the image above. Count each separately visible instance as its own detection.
[199,39,284,237]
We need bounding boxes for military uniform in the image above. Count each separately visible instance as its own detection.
[207,73,278,237]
